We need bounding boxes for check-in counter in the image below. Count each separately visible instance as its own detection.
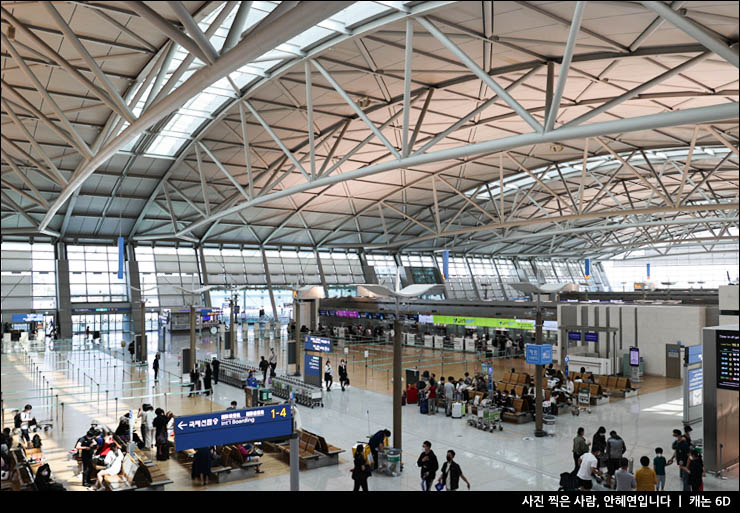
[424,335,433,348]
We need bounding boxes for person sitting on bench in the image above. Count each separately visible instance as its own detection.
[89,443,123,491]
[235,443,265,473]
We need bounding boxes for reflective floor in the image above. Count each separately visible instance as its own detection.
[3,332,738,492]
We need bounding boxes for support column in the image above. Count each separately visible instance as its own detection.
[393,301,402,457]
[260,247,279,321]
[55,242,73,339]
[465,255,482,300]
[189,305,196,372]
[294,300,302,376]
[229,296,236,359]
[534,297,545,437]
[127,245,145,359]
[197,246,212,308]
[314,248,329,299]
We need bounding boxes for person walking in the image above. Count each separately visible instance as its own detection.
[573,427,590,473]
[635,455,658,491]
[324,359,333,392]
[681,449,704,492]
[338,359,349,391]
[606,430,626,484]
[437,450,471,491]
[128,340,135,361]
[268,348,277,378]
[153,353,160,383]
[138,404,155,450]
[653,447,668,491]
[351,444,371,491]
[667,428,691,491]
[19,404,33,447]
[211,357,220,385]
[259,356,269,386]
[417,441,439,491]
[204,362,213,397]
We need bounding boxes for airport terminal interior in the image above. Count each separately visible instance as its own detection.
[1,0,739,493]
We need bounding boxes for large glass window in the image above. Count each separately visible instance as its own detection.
[67,245,128,303]
[0,242,57,310]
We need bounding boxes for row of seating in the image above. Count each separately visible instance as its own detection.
[268,429,344,470]
[499,372,531,385]
[4,446,41,491]
[99,423,172,491]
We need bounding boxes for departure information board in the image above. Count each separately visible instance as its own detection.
[716,330,739,391]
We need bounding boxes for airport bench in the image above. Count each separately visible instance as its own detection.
[269,429,344,470]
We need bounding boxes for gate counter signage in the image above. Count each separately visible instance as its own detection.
[174,405,292,451]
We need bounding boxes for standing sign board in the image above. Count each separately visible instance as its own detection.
[688,368,703,407]
[304,354,322,387]
[525,344,553,366]
[174,405,292,452]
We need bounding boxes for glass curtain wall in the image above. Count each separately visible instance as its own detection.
[0,242,57,310]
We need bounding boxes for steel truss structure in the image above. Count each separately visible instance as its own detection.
[1,1,738,261]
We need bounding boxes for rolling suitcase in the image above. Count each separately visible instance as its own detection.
[406,386,418,404]
[452,402,463,418]
[419,398,429,414]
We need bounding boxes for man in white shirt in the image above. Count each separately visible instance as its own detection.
[268,348,277,377]
[19,404,33,447]
[577,448,603,491]
[89,444,124,491]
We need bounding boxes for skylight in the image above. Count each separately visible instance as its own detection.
[469,146,733,201]
[130,1,406,159]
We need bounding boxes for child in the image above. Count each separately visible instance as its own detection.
[653,447,668,491]
[635,455,658,491]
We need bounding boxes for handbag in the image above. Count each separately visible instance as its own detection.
[435,482,445,491]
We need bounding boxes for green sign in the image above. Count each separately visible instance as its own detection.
[430,315,535,330]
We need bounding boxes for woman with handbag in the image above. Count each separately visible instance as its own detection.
[338,359,349,392]
[351,444,371,491]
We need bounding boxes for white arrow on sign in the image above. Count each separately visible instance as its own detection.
[177,421,186,430]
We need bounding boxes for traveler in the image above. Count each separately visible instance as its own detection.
[667,428,691,491]
[576,447,603,491]
[681,449,704,492]
[427,381,437,414]
[153,353,160,382]
[188,367,200,397]
[128,340,135,361]
[437,450,471,491]
[546,363,556,377]
[192,446,213,486]
[592,426,607,468]
[351,444,371,491]
[505,337,513,358]
[259,356,269,386]
[444,376,455,416]
[368,429,390,470]
[75,428,98,487]
[615,457,636,491]
[153,408,169,461]
[635,455,658,491]
[463,372,472,386]
[19,404,33,447]
[269,348,277,377]
[138,404,155,450]
[0,428,12,457]
[606,430,626,479]
[227,401,238,410]
[324,360,333,392]
[683,425,693,446]
[204,362,212,396]
[653,447,668,491]
[85,325,90,340]
[114,413,131,442]
[212,358,220,385]
[338,359,349,392]
[437,376,446,404]
[417,441,439,491]
[88,444,123,491]
[573,427,590,473]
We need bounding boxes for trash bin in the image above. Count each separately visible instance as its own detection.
[384,448,402,477]
[543,414,556,436]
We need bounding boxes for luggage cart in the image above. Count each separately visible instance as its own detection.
[572,389,592,415]
[486,407,503,431]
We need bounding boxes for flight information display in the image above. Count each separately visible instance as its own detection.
[716,330,739,391]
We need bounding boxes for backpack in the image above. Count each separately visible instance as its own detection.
[32,434,42,448]
[14,413,21,429]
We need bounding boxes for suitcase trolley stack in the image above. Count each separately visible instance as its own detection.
[572,388,592,415]
[467,406,502,432]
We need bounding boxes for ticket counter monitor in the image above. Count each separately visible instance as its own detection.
[702,325,739,474]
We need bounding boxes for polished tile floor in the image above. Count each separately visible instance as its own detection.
[3,331,738,492]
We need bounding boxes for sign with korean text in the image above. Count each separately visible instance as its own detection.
[174,405,292,451]
[525,344,553,366]
[11,313,44,323]
[305,335,332,353]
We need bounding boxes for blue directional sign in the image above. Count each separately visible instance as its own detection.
[12,313,44,322]
[174,405,292,452]
[568,331,582,342]
[525,344,553,366]
[585,332,598,343]
[305,335,332,353]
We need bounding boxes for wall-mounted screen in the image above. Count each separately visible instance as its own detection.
[716,330,739,391]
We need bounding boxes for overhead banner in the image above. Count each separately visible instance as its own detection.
[117,237,124,279]
[429,315,535,330]
[442,250,449,280]
[11,313,44,323]
[173,405,292,452]
[647,263,651,280]
[584,258,591,280]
